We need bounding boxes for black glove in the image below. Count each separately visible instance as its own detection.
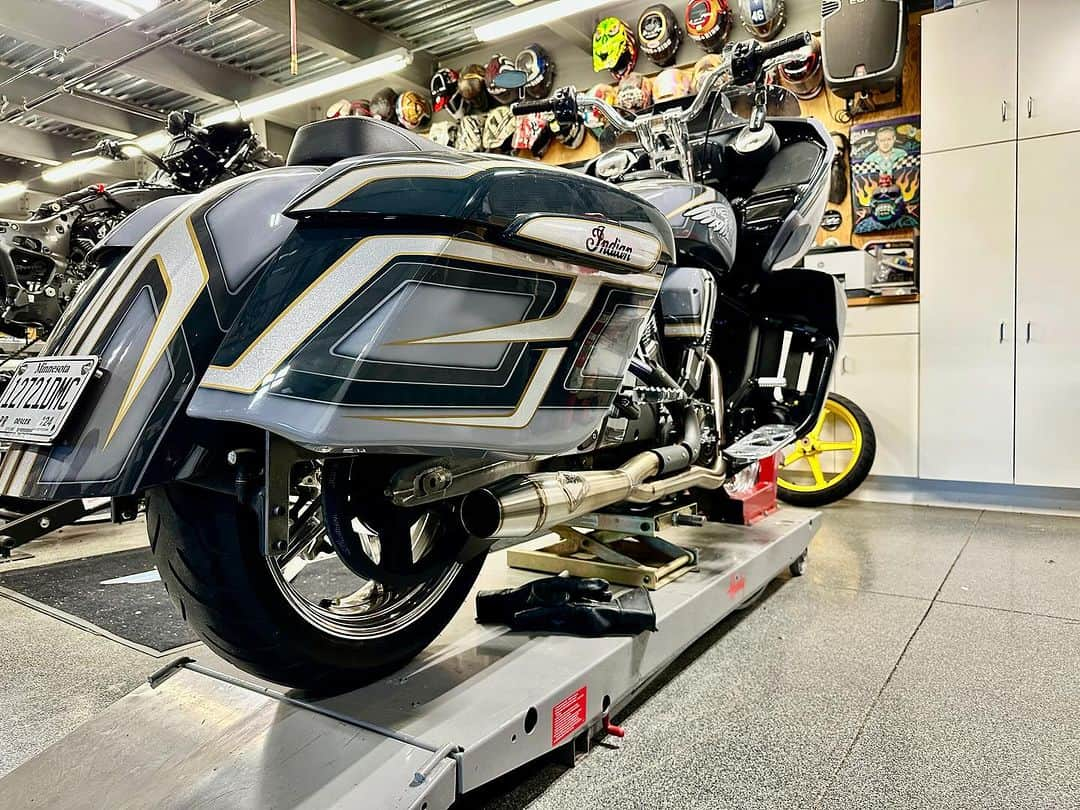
[477,575,656,637]
[476,575,611,625]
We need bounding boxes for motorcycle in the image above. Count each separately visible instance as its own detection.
[0,110,282,335]
[0,34,842,690]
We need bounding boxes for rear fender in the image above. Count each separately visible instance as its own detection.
[0,166,320,499]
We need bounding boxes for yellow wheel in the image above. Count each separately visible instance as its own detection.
[777,393,876,507]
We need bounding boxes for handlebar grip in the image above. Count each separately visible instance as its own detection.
[760,31,813,62]
[511,98,555,116]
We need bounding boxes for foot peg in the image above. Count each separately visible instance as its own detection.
[723,424,796,463]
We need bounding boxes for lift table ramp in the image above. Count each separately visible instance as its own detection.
[0,508,819,809]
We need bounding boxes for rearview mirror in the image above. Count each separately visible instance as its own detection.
[491,69,528,90]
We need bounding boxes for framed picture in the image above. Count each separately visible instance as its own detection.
[850,115,921,235]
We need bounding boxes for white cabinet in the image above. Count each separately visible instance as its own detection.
[919,142,1017,484]
[1014,133,1080,487]
[1018,0,1080,140]
[921,0,1017,154]
[833,330,919,479]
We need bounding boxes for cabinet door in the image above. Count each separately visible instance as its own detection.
[1019,0,1080,139]
[833,334,919,478]
[919,143,1016,483]
[1015,133,1080,487]
[921,0,1017,154]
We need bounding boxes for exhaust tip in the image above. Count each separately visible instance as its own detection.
[460,489,501,539]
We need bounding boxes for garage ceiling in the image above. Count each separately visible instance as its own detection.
[0,0,521,185]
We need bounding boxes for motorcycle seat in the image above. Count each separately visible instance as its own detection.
[285,117,448,166]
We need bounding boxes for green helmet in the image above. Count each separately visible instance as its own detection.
[593,17,638,81]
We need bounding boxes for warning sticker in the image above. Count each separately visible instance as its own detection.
[551,686,587,747]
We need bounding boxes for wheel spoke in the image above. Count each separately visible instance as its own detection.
[818,441,857,452]
[808,455,827,487]
[783,447,805,466]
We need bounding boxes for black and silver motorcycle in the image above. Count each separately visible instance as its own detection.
[0,34,842,689]
[0,111,281,335]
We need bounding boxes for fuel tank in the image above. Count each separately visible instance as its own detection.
[619,177,737,272]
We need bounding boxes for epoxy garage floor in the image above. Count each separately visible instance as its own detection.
[1,501,1078,809]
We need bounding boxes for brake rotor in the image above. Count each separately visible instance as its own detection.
[321,457,467,589]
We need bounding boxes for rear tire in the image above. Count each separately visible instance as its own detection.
[148,482,484,691]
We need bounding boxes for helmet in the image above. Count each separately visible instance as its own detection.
[458,64,488,106]
[652,68,693,103]
[514,112,553,156]
[455,113,486,152]
[430,67,460,113]
[370,87,398,124]
[777,34,822,99]
[516,44,556,100]
[326,98,369,118]
[685,0,732,54]
[615,73,653,113]
[593,17,638,81]
[738,0,785,42]
[428,120,458,147]
[582,83,617,136]
[482,106,516,152]
[396,90,431,130]
[691,54,726,93]
[637,5,683,68]
[485,54,517,105]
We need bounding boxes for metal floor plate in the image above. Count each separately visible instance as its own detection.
[0,508,819,809]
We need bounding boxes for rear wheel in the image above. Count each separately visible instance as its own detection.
[148,459,484,691]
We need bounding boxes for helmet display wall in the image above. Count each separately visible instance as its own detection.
[352,1,832,167]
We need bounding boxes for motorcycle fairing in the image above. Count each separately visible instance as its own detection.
[189,230,660,456]
[0,166,320,499]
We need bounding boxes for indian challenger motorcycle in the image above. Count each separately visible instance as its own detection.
[0,34,842,689]
[0,110,282,336]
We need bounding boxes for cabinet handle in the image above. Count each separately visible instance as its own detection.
[841,355,851,375]
[999,321,1006,343]
[1027,96,1033,118]
[1002,100,1008,122]
[1026,321,1032,343]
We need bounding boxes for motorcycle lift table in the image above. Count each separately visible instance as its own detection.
[0,507,819,809]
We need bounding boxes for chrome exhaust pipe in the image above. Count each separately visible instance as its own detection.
[459,357,728,540]
[460,453,660,540]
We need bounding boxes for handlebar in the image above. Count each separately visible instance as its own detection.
[511,97,555,116]
[513,32,813,136]
[762,32,814,63]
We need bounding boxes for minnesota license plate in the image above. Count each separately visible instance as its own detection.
[0,355,99,444]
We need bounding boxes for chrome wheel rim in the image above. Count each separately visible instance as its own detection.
[265,466,464,642]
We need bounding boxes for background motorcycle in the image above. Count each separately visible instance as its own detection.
[0,34,842,690]
[0,110,281,337]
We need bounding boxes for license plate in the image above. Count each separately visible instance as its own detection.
[0,355,99,444]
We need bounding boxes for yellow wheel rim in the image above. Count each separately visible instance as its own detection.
[777,398,864,493]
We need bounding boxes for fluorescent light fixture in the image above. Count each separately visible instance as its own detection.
[35,48,412,184]
[132,130,171,151]
[204,49,413,125]
[474,0,618,41]
[42,157,113,184]
[77,0,159,19]
[0,182,28,202]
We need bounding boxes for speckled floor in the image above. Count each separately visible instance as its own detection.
[1,501,1078,809]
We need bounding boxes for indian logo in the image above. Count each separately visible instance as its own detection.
[585,225,634,263]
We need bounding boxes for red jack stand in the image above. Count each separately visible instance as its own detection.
[711,452,780,526]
